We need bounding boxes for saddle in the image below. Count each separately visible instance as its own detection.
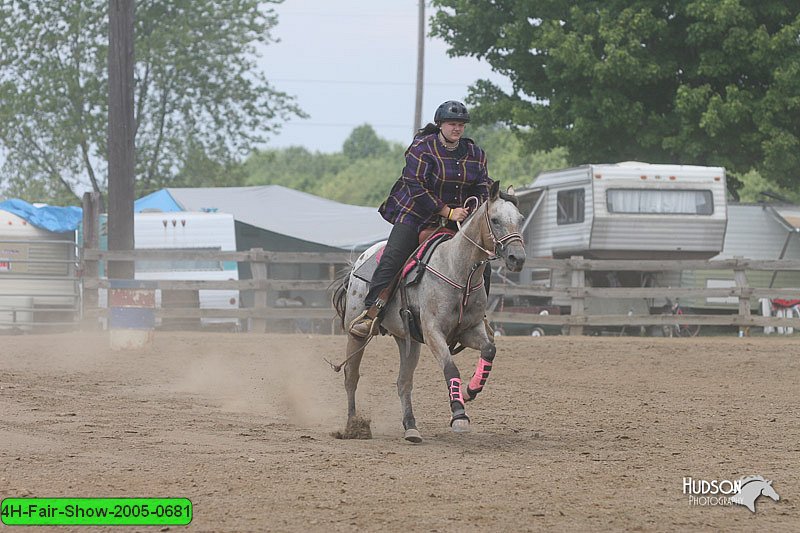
[352,228,455,342]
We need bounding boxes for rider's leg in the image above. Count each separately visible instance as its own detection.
[349,222,419,338]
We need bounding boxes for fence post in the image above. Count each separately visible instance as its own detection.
[249,248,268,333]
[81,192,101,330]
[733,257,751,337]
[329,263,336,335]
[569,255,585,336]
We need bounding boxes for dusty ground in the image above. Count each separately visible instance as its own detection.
[1,331,799,532]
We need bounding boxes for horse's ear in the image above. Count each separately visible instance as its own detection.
[490,180,500,200]
[506,185,516,196]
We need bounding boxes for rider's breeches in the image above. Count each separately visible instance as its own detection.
[364,222,493,309]
[364,223,419,308]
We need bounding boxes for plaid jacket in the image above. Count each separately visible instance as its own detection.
[378,134,492,231]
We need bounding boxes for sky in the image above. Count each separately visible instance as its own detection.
[257,0,511,153]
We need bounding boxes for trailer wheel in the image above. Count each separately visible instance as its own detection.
[530,327,545,337]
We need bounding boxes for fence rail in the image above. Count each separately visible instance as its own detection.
[80,249,800,335]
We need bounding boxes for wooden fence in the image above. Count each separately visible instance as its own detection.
[81,249,800,335]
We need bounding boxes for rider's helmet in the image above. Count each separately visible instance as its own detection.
[434,100,470,124]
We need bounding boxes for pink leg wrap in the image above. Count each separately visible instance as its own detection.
[448,378,464,404]
[469,357,493,392]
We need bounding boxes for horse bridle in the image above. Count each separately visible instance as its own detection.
[457,196,525,260]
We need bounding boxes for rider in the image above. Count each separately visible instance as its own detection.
[349,100,494,338]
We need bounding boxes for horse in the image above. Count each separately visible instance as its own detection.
[730,475,780,513]
[331,181,526,443]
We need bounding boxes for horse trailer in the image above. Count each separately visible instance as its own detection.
[513,162,728,320]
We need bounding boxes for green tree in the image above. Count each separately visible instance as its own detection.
[467,124,568,188]
[342,124,390,159]
[244,147,348,193]
[0,0,303,204]
[244,127,407,206]
[318,145,406,206]
[431,1,800,194]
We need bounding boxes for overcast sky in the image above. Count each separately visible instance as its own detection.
[258,0,511,153]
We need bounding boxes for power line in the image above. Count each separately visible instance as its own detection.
[271,78,476,87]
[281,122,410,129]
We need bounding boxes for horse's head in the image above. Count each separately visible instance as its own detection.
[482,181,526,272]
[762,480,780,502]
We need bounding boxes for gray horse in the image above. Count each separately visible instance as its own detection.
[332,181,526,442]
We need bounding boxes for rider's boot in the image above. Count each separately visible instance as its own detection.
[348,302,383,338]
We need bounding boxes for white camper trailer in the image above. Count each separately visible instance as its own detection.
[514,162,728,319]
[0,210,78,331]
[133,212,240,326]
[519,162,727,262]
[91,211,240,327]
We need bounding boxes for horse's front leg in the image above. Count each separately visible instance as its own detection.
[425,331,470,433]
[456,325,496,402]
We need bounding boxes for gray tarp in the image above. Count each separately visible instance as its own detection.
[161,185,390,250]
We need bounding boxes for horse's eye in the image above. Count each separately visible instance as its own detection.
[491,217,499,225]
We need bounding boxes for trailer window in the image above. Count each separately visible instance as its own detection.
[607,189,714,215]
[557,189,585,225]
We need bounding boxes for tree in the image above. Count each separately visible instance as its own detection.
[467,124,568,188]
[244,147,349,193]
[430,1,800,193]
[0,0,303,204]
[342,124,390,159]
[244,126,411,206]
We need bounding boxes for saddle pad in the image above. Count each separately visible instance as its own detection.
[351,229,455,285]
[352,247,381,284]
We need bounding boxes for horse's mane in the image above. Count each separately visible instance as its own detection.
[498,189,519,206]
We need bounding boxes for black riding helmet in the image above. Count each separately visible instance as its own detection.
[434,100,470,124]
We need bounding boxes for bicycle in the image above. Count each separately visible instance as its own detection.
[662,297,701,337]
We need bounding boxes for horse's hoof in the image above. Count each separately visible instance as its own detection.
[404,428,422,443]
[451,419,470,433]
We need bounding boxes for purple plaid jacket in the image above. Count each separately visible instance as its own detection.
[378,134,492,231]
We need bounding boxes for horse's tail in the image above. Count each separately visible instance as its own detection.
[330,265,352,330]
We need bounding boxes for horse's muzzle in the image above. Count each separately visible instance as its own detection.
[505,253,526,272]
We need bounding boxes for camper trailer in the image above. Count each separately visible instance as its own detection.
[89,211,240,327]
[133,212,240,325]
[684,203,800,310]
[0,210,78,331]
[514,162,728,319]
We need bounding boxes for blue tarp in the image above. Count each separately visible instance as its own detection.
[0,199,83,233]
[133,189,182,212]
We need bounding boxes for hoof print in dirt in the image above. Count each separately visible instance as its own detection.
[332,416,372,440]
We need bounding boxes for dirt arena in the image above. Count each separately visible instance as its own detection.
[1,332,799,532]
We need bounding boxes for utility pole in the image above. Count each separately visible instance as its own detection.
[413,0,425,133]
[107,0,135,279]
